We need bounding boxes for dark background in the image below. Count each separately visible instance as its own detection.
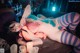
[0,0,80,17]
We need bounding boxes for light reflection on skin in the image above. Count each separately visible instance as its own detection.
[27,22,40,33]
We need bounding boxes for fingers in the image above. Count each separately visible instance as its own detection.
[26,42,33,53]
[20,5,31,25]
[10,44,17,53]
[22,4,31,18]
[25,5,31,10]
[19,45,27,53]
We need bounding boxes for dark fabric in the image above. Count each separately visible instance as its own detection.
[39,38,72,53]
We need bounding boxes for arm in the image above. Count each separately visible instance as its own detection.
[21,31,43,46]
[22,26,43,46]
[20,31,43,46]
[17,37,26,45]
[20,4,31,26]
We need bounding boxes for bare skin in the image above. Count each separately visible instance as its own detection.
[10,4,65,53]
[17,4,80,53]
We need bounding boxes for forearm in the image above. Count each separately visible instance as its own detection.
[20,4,31,26]
[32,39,43,46]
[26,39,43,53]
[17,38,43,46]
[17,38,26,45]
[20,17,26,26]
[26,39,43,47]
[26,31,43,46]
[22,5,31,19]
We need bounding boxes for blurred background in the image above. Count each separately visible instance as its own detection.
[0,0,80,17]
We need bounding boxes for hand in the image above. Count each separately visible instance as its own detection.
[20,5,31,26]
[19,45,27,53]
[22,4,31,18]
[26,42,33,53]
[21,26,39,40]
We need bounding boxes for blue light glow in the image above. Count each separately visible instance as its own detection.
[52,6,56,11]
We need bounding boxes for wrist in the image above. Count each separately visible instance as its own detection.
[22,14,31,19]
[26,42,33,47]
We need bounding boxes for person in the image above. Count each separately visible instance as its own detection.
[9,4,80,53]
[9,5,46,53]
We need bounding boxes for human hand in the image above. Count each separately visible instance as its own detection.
[19,45,27,53]
[20,4,31,26]
[22,4,31,18]
[21,26,39,40]
[26,42,33,53]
